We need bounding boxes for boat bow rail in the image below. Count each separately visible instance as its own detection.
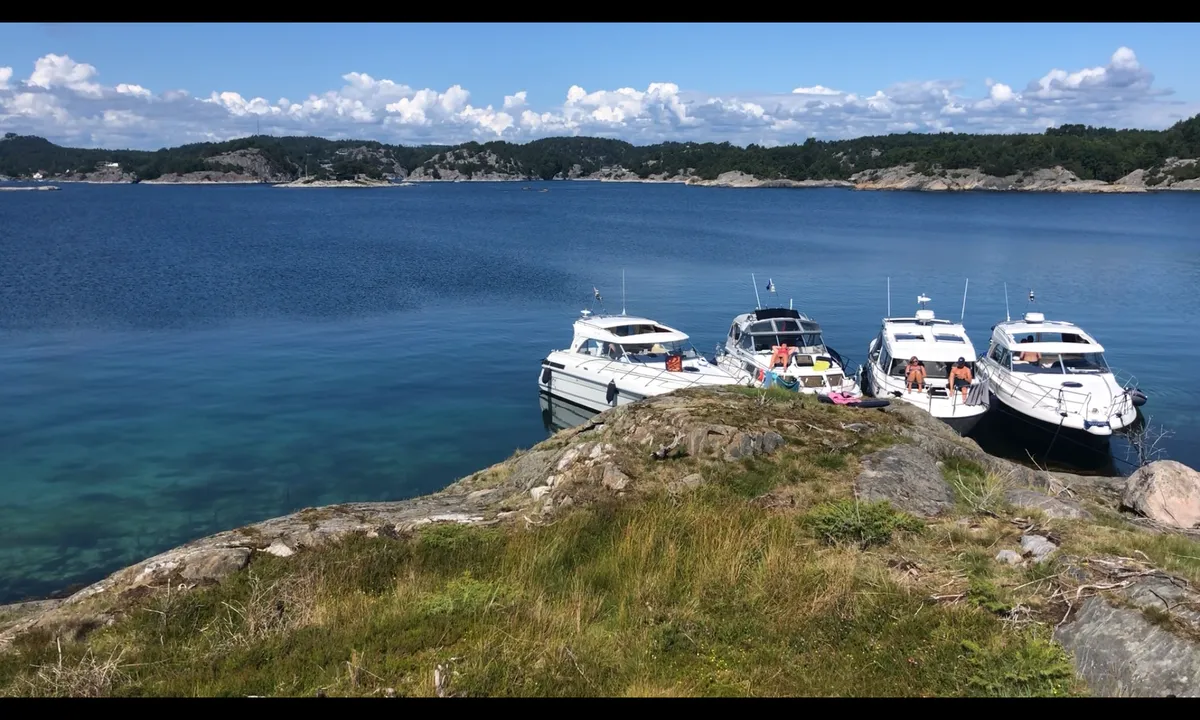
[982,362,1137,430]
[561,354,744,394]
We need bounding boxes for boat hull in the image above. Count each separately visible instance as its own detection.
[986,391,1114,453]
[538,362,648,415]
[538,352,739,415]
[943,412,984,437]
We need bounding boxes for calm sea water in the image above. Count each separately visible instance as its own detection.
[1,181,1197,603]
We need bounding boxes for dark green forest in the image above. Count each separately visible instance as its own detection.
[2,114,1198,183]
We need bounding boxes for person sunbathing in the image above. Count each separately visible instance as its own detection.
[905,356,926,393]
[1018,336,1041,363]
[949,357,973,402]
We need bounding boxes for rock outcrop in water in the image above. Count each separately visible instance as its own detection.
[2,387,1200,696]
[846,164,1198,193]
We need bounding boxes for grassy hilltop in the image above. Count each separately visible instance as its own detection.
[1,387,1198,697]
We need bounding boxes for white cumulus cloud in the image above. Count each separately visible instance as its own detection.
[0,47,1195,150]
[26,54,102,97]
[115,83,152,98]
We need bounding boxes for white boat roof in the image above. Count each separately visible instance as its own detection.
[731,307,823,333]
[881,316,977,363]
[573,314,690,345]
[993,312,1105,353]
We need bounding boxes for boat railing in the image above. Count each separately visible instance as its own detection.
[572,354,740,393]
[1110,367,1141,395]
[826,347,858,377]
[988,367,1135,425]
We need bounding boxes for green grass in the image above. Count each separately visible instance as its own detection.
[941,458,1009,517]
[0,490,1083,697]
[804,499,925,549]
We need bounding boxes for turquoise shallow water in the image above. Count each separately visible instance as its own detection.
[1,181,1197,603]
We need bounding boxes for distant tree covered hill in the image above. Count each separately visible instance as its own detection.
[1,114,1198,184]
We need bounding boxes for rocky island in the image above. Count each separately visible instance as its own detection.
[2,115,1198,193]
[3,386,1198,697]
[275,177,403,189]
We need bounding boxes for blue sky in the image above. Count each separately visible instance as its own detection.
[1,23,1198,149]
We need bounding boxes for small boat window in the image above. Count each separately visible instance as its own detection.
[934,334,966,343]
[579,339,625,359]
[609,324,671,337]
[893,333,923,342]
[577,339,603,356]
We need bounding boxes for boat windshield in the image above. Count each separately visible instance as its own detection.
[578,338,700,361]
[741,318,825,353]
[620,340,701,361]
[1013,352,1109,374]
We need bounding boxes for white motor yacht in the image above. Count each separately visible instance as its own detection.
[538,309,741,415]
[861,293,987,435]
[715,307,861,397]
[973,290,1141,445]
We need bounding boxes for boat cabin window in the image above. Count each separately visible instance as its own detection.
[728,324,741,341]
[1010,331,1091,345]
[608,323,672,337]
[989,344,1012,369]
[577,339,621,359]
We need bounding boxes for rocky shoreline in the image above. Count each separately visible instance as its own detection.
[274,177,407,189]
[15,163,1198,193]
[3,388,1199,696]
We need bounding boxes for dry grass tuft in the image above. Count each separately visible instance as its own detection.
[11,637,127,697]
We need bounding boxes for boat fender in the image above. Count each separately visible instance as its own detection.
[541,367,552,385]
[606,380,618,405]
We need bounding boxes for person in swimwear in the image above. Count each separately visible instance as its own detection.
[905,356,926,393]
[949,357,973,402]
[1018,336,1041,364]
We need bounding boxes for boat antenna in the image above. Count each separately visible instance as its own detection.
[886,276,891,317]
[751,273,762,309]
[960,278,969,323]
[1028,288,1035,305]
[1004,282,1011,322]
[590,284,605,315]
[918,293,931,309]
[621,269,626,316]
